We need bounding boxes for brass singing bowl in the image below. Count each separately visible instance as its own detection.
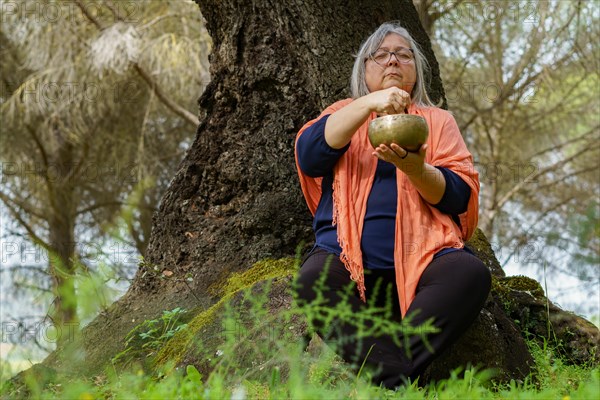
[368,114,429,152]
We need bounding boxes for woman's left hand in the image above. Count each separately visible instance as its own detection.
[372,143,428,176]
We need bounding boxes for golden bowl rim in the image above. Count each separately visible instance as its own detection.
[369,113,427,126]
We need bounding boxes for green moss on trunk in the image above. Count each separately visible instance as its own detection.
[153,257,297,368]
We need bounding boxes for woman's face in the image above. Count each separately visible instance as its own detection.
[365,33,417,95]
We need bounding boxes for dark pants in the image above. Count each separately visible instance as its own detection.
[295,247,491,389]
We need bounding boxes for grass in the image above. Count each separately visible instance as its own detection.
[3,342,597,399]
[2,273,598,400]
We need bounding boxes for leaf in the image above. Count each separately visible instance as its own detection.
[185,365,203,386]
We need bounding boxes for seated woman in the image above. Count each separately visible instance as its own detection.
[294,21,491,389]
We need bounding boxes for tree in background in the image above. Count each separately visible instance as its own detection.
[0,0,210,347]
[413,0,599,313]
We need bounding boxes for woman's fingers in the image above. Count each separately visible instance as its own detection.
[370,87,411,115]
[390,89,410,114]
[373,144,408,161]
[390,145,408,159]
[390,91,402,112]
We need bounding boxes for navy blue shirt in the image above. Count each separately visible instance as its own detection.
[297,114,472,269]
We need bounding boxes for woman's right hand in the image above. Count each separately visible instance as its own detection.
[323,87,411,149]
[365,87,411,115]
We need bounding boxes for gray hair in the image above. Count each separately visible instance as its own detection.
[350,22,436,107]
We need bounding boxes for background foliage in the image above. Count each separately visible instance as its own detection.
[0,0,210,350]
[414,0,599,314]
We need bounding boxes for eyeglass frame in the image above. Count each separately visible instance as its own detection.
[367,47,415,66]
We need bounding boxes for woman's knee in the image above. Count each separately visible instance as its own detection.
[462,255,492,305]
[428,251,492,303]
[295,251,341,302]
[295,262,323,302]
[471,257,492,291]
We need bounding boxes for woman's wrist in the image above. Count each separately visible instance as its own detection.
[406,162,446,204]
[398,157,425,176]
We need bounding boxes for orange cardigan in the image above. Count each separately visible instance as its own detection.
[295,99,480,316]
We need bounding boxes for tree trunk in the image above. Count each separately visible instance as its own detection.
[139,0,445,306]
[47,127,79,347]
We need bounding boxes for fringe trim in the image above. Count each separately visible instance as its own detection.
[332,175,366,303]
[340,252,367,303]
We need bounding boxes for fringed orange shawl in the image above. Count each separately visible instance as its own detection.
[295,99,479,317]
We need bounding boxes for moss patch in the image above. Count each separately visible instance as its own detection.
[219,257,297,297]
[153,257,297,369]
[491,276,510,304]
[502,275,545,298]
[493,275,545,307]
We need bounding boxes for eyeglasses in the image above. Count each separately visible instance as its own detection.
[369,48,415,65]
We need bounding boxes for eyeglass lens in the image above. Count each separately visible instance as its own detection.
[371,49,413,64]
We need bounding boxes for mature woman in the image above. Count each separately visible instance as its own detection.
[294,22,491,388]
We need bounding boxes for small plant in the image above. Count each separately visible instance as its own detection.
[112,307,189,367]
[138,258,162,280]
